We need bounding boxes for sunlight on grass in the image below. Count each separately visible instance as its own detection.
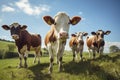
[0,52,120,80]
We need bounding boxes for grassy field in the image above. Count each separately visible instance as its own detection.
[0,51,120,80]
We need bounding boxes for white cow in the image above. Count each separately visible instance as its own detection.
[69,32,88,61]
[43,12,81,73]
[86,30,111,59]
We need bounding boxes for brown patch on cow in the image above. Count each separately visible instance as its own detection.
[86,35,105,49]
[86,36,98,48]
[45,26,57,46]
[15,30,41,52]
[69,36,78,47]
[79,40,84,45]
[31,34,41,47]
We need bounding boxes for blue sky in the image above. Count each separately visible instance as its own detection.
[0,0,120,51]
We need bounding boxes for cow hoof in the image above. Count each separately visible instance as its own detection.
[48,71,52,74]
[49,67,52,74]
[24,64,28,68]
[18,65,23,68]
[33,60,36,63]
[38,61,40,64]
[58,67,62,72]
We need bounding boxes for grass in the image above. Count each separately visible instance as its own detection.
[0,41,14,49]
[0,51,120,80]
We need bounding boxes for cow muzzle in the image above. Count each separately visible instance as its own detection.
[12,34,19,40]
[59,32,69,39]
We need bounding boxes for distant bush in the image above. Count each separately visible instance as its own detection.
[0,49,18,59]
[7,44,16,52]
[2,52,18,59]
[0,49,6,59]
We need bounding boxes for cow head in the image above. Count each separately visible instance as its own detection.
[2,22,27,40]
[91,30,111,42]
[43,12,81,39]
[71,32,88,42]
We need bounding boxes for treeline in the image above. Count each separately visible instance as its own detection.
[109,45,120,53]
[0,38,14,43]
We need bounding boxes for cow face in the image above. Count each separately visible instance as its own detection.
[2,23,27,40]
[43,12,81,39]
[91,30,111,42]
[72,32,88,42]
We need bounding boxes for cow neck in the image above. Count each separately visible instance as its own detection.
[15,30,30,47]
[94,35,105,48]
[49,26,57,43]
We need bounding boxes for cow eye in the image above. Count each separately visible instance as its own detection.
[98,33,100,35]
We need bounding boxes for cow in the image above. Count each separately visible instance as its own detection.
[69,32,88,61]
[86,30,111,59]
[1,22,42,68]
[43,12,81,73]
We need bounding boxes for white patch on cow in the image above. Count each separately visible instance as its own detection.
[20,45,27,54]
[18,52,23,58]
[10,22,19,28]
[54,12,70,39]
[47,41,58,56]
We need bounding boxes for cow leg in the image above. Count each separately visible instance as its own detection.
[80,49,83,60]
[58,44,65,72]
[75,51,78,61]
[49,55,54,74]
[18,53,23,68]
[88,48,92,59]
[92,49,96,59]
[99,47,104,57]
[47,45,54,74]
[72,49,75,61]
[24,52,28,68]
[33,53,37,63]
[37,53,40,64]
[57,50,64,72]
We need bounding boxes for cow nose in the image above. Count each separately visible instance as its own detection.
[59,32,68,39]
[12,35,19,40]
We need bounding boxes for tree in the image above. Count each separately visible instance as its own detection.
[109,45,120,53]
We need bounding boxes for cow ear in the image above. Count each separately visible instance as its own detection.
[104,30,111,35]
[83,32,88,36]
[71,34,76,37]
[91,32,96,35]
[1,25,10,30]
[70,16,81,25]
[21,25,27,30]
[43,16,54,25]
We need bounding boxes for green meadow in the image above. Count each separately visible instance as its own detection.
[0,41,120,80]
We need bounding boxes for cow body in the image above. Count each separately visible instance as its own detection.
[2,23,42,68]
[86,30,111,59]
[43,12,81,73]
[69,32,88,61]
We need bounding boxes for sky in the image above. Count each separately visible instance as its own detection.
[0,0,120,52]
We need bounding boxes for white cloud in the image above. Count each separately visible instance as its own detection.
[15,0,50,16]
[1,5,15,12]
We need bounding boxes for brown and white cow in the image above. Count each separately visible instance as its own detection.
[86,30,111,59]
[43,12,81,73]
[69,32,88,61]
[2,22,42,68]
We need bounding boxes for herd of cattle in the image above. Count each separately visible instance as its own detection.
[1,12,111,73]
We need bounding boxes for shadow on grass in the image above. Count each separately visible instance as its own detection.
[95,54,120,62]
[28,63,52,80]
[63,55,119,80]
